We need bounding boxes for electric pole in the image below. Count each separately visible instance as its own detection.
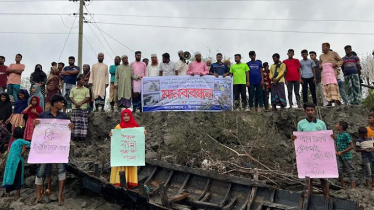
[70,0,90,74]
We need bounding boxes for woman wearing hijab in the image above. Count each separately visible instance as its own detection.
[109,109,145,188]
[0,92,12,152]
[29,85,45,111]
[30,64,47,100]
[5,89,29,148]
[45,66,62,111]
[22,96,43,141]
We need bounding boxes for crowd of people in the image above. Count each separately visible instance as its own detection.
[1,42,374,204]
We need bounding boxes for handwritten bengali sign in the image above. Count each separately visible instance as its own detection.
[28,119,71,164]
[141,75,233,112]
[111,127,145,167]
[293,130,338,178]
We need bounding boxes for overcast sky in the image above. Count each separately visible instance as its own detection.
[1,0,374,77]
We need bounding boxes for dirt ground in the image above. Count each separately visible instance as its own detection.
[1,105,374,209]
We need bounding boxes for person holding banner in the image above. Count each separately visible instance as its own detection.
[109,109,145,188]
[2,126,30,199]
[187,51,209,76]
[291,102,330,199]
[33,94,74,206]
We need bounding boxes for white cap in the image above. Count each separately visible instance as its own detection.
[195,51,201,56]
[151,54,157,57]
[121,55,128,59]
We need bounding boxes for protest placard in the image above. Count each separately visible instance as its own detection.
[293,130,338,178]
[28,119,71,164]
[111,127,145,167]
[141,75,233,112]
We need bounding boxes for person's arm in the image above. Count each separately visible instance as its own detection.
[88,66,94,85]
[22,104,33,114]
[311,60,317,83]
[69,90,80,108]
[368,60,374,84]
[209,64,215,75]
[276,64,286,81]
[7,65,24,74]
[260,67,264,85]
[30,74,35,85]
[187,63,193,76]
[335,52,343,67]
[298,61,302,83]
[174,63,178,75]
[114,67,119,89]
[337,142,354,156]
[246,71,250,87]
[356,57,362,75]
[131,67,139,80]
[203,63,209,75]
[159,64,163,76]
[105,65,109,88]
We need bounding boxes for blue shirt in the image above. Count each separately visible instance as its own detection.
[63,66,80,85]
[342,55,360,76]
[300,59,316,79]
[246,60,263,84]
[109,64,118,83]
[39,111,68,120]
[210,62,229,76]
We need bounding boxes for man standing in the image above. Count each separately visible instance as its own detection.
[368,50,374,85]
[115,55,141,108]
[109,56,121,112]
[230,54,249,110]
[33,94,74,206]
[292,102,330,200]
[61,56,79,112]
[176,50,188,76]
[82,64,93,111]
[131,51,147,112]
[309,51,327,106]
[342,45,362,105]
[319,43,343,106]
[206,59,212,72]
[0,56,7,93]
[300,49,317,105]
[142,58,149,66]
[89,53,109,112]
[270,53,287,111]
[187,52,209,76]
[159,53,178,76]
[246,51,264,112]
[147,54,160,77]
[6,54,24,101]
[283,49,301,108]
[337,68,349,105]
[210,53,229,77]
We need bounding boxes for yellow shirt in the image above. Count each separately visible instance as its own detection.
[367,127,374,139]
[69,86,90,109]
[270,63,286,83]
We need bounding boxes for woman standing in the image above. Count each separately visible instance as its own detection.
[45,67,61,111]
[0,92,12,152]
[30,64,47,101]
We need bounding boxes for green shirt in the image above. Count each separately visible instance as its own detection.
[229,63,249,85]
[297,118,327,132]
[336,131,353,160]
[69,86,90,110]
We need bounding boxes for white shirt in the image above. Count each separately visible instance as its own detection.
[159,61,178,76]
[368,58,374,83]
[176,60,188,76]
[147,64,160,77]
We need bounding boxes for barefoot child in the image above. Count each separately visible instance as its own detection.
[5,89,29,148]
[356,127,374,188]
[2,127,30,198]
[109,109,145,188]
[332,121,355,189]
[22,96,43,141]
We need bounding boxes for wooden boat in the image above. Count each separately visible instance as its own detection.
[67,159,360,210]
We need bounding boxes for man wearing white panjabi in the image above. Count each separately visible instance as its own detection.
[89,53,109,112]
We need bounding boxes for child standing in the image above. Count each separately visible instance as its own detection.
[5,89,29,148]
[109,109,143,188]
[333,121,355,188]
[29,85,45,111]
[2,127,30,198]
[22,96,43,141]
[69,76,90,141]
[356,127,374,188]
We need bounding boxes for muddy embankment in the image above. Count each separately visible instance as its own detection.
[1,105,373,209]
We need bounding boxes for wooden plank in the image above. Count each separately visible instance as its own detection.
[200,192,212,202]
[119,171,127,189]
[302,177,311,210]
[197,178,211,201]
[159,182,171,208]
[246,169,259,210]
[144,166,158,186]
[266,190,276,210]
[184,199,222,210]
[94,163,100,177]
[151,170,174,196]
[219,183,232,207]
[169,192,190,203]
[262,201,299,210]
[223,197,237,210]
[146,159,266,187]
[178,173,191,194]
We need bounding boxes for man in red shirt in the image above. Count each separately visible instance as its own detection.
[283,49,302,108]
[0,56,8,93]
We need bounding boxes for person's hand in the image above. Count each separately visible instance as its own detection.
[273,78,277,83]
[332,63,338,68]
[313,78,317,84]
[331,134,337,140]
[33,120,40,127]
[299,79,303,84]
[365,149,372,152]
[144,130,147,135]
[5,118,10,124]
[31,109,38,114]
[138,75,143,79]
[190,73,195,76]
[75,103,81,109]
[336,152,343,156]
[109,131,112,137]
[246,82,250,87]
[114,85,118,89]
[261,81,264,86]
[229,74,233,78]
[105,84,109,88]
[223,74,227,78]
[68,123,74,130]
[291,135,297,141]
[200,73,204,77]
[28,104,33,108]
[214,73,219,78]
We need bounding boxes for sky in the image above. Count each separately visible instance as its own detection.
[1,0,374,78]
